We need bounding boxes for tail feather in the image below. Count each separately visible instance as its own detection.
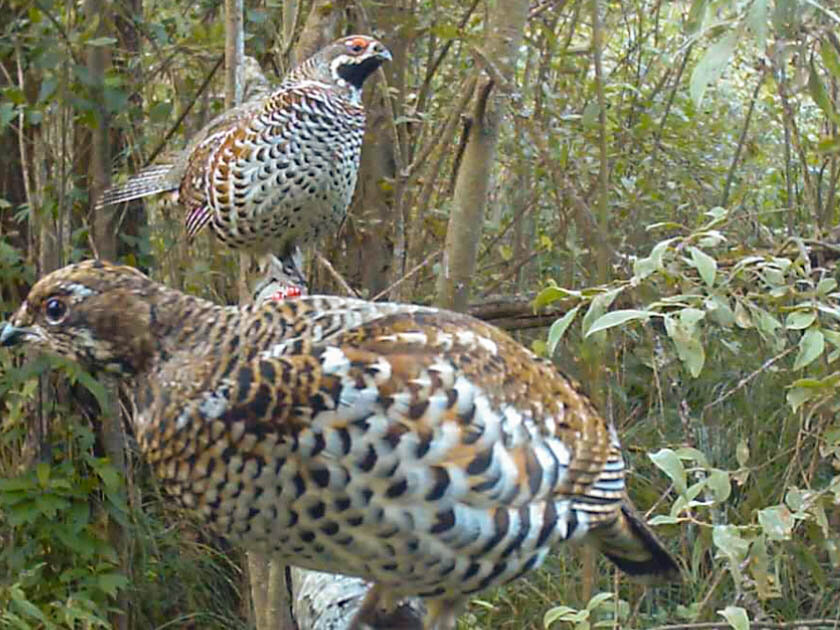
[591,503,681,584]
[95,165,177,209]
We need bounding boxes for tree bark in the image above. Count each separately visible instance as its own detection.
[84,2,127,629]
[435,0,530,312]
[224,1,296,627]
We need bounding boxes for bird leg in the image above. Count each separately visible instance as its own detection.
[253,248,308,302]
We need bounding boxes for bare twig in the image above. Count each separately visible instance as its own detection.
[721,68,767,207]
[701,347,795,417]
[315,252,358,297]
[372,249,441,302]
[415,0,481,110]
[144,55,224,166]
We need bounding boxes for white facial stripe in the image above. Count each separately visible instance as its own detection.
[63,282,96,302]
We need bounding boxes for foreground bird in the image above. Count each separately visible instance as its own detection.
[96,36,391,295]
[2,261,679,629]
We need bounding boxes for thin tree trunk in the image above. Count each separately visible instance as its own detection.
[223,0,295,627]
[84,2,127,629]
[435,0,530,311]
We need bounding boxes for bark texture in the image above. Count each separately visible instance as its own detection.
[436,0,530,311]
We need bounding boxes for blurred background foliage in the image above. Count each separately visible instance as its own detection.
[1,0,839,628]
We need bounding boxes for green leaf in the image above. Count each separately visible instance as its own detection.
[686,0,708,35]
[718,606,749,630]
[10,588,49,624]
[547,307,580,356]
[586,592,613,611]
[544,606,579,628]
[809,62,840,124]
[35,462,50,488]
[706,295,735,326]
[664,314,706,377]
[582,101,600,128]
[793,327,825,370]
[689,246,716,286]
[86,36,117,47]
[822,39,840,79]
[633,238,676,281]
[97,572,129,597]
[584,309,653,337]
[534,285,580,310]
[674,446,709,467]
[787,384,819,412]
[0,476,35,492]
[707,468,731,502]
[149,101,172,123]
[786,310,817,330]
[758,505,794,540]
[747,0,768,49]
[736,438,750,467]
[690,30,738,106]
[817,277,837,295]
[581,289,622,337]
[649,448,687,494]
[713,524,750,564]
[649,514,682,525]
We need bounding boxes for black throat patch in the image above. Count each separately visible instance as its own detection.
[337,56,384,90]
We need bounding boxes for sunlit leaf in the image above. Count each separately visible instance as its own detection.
[689,246,716,286]
[547,307,580,356]
[690,30,738,106]
[747,0,769,49]
[758,505,794,540]
[664,314,705,377]
[584,309,653,337]
[793,327,825,370]
[785,310,816,330]
[713,525,750,565]
[649,449,687,494]
[808,62,840,124]
[718,605,749,630]
[707,469,732,502]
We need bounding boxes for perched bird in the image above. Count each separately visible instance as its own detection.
[2,261,679,629]
[96,36,392,295]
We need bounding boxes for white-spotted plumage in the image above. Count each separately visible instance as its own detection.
[3,261,681,630]
[96,37,391,291]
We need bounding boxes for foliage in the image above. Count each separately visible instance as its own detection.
[537,208,840,626]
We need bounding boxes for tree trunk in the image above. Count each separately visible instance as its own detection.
[223,1,296,628]
[84,2,127,629]
[435,0,530,311]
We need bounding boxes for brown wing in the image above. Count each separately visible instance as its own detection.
[178,98,268,237]
[318,311,624,507]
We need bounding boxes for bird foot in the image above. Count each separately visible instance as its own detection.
[254,281,305,303]
[267,285,304,301]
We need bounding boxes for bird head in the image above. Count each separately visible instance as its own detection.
[1,260,158,375]
[302,35,391,95]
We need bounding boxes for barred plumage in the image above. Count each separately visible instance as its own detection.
[2,261,680,630]
[96,36,391,292]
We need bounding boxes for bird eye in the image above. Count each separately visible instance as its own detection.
[44,297,68,324]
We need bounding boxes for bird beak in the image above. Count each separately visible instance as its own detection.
[373,44,392,62]
[1,322,28,347]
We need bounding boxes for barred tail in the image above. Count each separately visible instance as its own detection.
[592,502,681,584]
[95,164,176,209]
